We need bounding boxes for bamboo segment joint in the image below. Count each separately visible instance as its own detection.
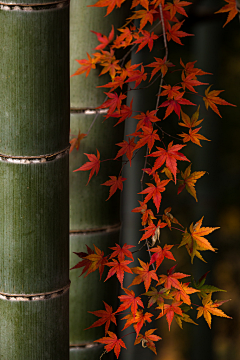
[0,281,70,302]
[0,146,69,164]
[70,343,100,349]
[0,0,68,11]
[70,108,109,115]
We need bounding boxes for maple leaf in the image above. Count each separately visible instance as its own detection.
[177,164,206,201]
[138,174,170,213]
[179,127,210,147]
[148,141,190,183]
[91,25,114,50]
[133,30,158,53]
[130,8,158,30]
[131,201,156,226]
[139,219,167,244]
[113,27,134,49]
[159,92,196,119]
[100,58,122,80]
[109,243,135,262]
[181,72,208,93]
[166,21,193,45]
[95,331,127,359]
[111,100,133,126]
[157,265,190,290]
[145,287,172,311]
[114,137,136,165]
[131,0,149,10]
[128,259,158,292]
[179,106,203,129]
[149,244,176,269]
[97,92,127,117]
[121,310,153,337]
[179,217,219,263]
[134,329,162,355]
[134,126,160,153]
[84,244,108,279]
[70,245,94,276]
[105,259,133,287]
[203,85,236,117]
[162,207,183,229]
[192,272,226,299]
[69,130,87,154]
[88,0,126,16]
[170,282,200,305]
[71,53,96,77]
[197,293,232,328]
[102,175,126,200]
[116,288,144,315]
[156,301,183,330]
[175,312,198,329]
[73,149,100,185]
[180,58,211,77]
[215,0,238,27]
[146,56,174,80]
[165,0,192,19]
[97,75,125,92]
[133,109,160,131]
[126,65,147,88]
[86,301,117,335]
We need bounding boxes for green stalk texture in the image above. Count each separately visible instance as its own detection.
[0,2,70,359]
[69,1,129,358]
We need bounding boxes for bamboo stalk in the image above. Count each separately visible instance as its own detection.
[0,2,70,359]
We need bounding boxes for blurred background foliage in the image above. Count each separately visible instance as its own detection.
[120,0,240,359]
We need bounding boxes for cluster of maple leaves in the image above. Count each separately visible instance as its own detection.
[70,0,237,358]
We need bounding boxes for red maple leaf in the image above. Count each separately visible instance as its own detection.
[166,21,193,45]
[109,243,135,262]
[105,259,133,287]
[95,331,127,359]
[149,244,176,269]
[116,288,144,316]
[133,30,158,53]
[148,141,190,183]
[91,25,114,50]
[70,245,94,276]
[157,265,190,290]
[164,0,192,19]
[114,137,136,165]
[139,219,167,242]
[97,92,127,117]
[181,72,208,93]
[86,301,117,335]
[134,126,160,152]
[133,109,160,130]
[139,174,170,212]
[102,176,126,200]
[121,310,153,337]
[125,65,147,88]
[159,92,196,119]
[130,8,158,30]
[111,99,133,126]
[156,301,183,330]
[73,149,101,185]
[128,259,158,292]
[84,244,108,279]
[131,201,156,226]
[146,56,174,80]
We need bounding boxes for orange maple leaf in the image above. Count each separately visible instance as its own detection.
[86,301,117,335]
[179,217,219,263]
[105,259,133,287]
[130,8,158,30]
[116,288,144,316]
[165,0,192,19]
[131,201,156,226]
[70,245,94,276]
[134,329,162,355]
[179,106,203,129]
[203,85,236,117]
[102,175,126,200]
[215,0,238,27]
[146,56,174,80]
[73,149,100,185]
[122,310,153,337]
[138,175,170,213]
[197,293,232,328]
[128,259,158,292]
[139,219,167,243]
[178,127,210,147]
[148,141,190,183]
[170,282,200,305]
[71,53,96,77]
[91,25,114,50]
[95,331,127,359]
[177,164,206,201]
[162,206,183,229]
[97,92,127,117]
[88,0,126,16]
[69,130,87,153]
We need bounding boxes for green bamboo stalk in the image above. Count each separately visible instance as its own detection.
[0,2,69,359]
[69,1,129,358]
